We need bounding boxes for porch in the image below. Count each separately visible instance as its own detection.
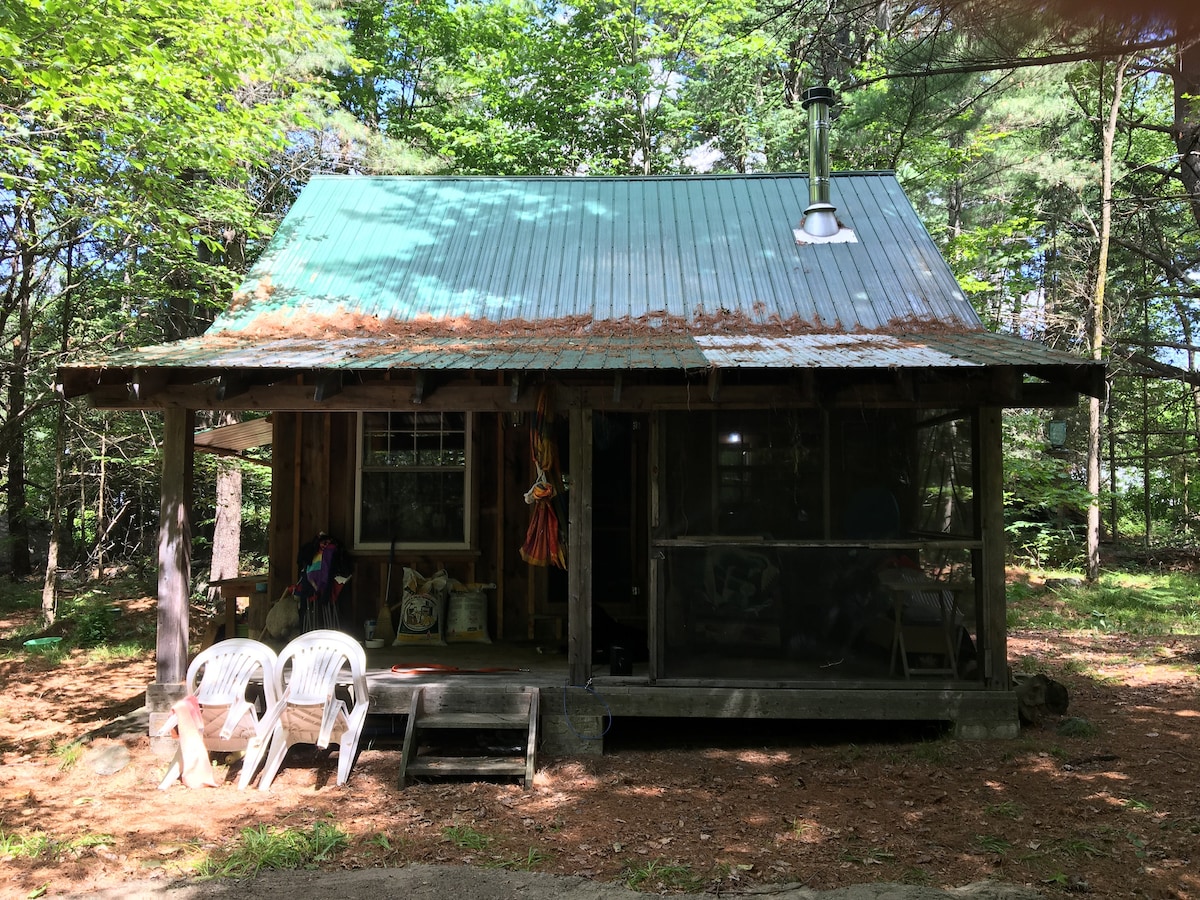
[354,641,1018,753]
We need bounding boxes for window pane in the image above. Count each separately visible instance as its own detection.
[359,470,465,544]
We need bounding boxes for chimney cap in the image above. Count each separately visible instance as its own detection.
[801,86,836,109]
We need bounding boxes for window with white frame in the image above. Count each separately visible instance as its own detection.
[356,411,471,549]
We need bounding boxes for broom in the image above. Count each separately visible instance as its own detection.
[374,537,397,643]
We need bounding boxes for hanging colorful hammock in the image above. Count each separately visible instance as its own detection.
[520,386,567,568]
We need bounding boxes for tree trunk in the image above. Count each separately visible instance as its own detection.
[92,432,108,578]
[41,224,78,626]
[1087,57,1128,582]
[5,207,35,580]
[208,412,244,605]
[1174,36,1200,230]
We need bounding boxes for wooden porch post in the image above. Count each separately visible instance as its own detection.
[567,406,593,686]
[977,406,1008,690]
[148,407,194,745]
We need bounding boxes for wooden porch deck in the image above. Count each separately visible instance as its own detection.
[355,641,1019,750]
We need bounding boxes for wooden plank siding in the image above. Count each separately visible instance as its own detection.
[245,379,1021,740]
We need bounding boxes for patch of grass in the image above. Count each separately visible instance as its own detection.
[0,829,53,859]
[84,641,152,661]
[367,832,399,852]
[24,644,68,666]
[52,740,85,772]
[487,847,553,871]
[442,824,492,851]
[194,822,348,877]
[839,743,866,764]
[0,579,41,617]
[621,858,704,892]
[975,834,1013,856]
[1053,836,1104,858]
[1056,717,1098,738]
[1119,797,1153,812]
[1057,658,1088,676]
[985,800,1022,820]
[901,866,931,885]
[788,817,815,839]
[838,846,895,865]
[1008,570,1200,636]
[909,738,955,766]
[1012,654,1042,674]
[0,828,115,860]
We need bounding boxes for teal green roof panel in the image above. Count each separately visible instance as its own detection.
[62,174,1101,384]
[211,173,980,336]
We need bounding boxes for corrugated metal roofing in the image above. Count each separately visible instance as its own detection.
[64,173,1099,379]
[210,173,981,335]
[93,330,1085,372]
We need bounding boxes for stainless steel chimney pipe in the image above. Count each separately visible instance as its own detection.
[801,86,839,238]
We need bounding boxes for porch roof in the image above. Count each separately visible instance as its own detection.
[81,328,1087,373]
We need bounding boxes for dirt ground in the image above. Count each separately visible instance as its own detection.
[1,591,1197,900]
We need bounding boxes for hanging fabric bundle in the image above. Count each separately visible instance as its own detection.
[520,386,567,568]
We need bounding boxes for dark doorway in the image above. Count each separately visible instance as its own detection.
[591,412,649,668]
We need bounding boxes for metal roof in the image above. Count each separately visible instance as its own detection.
[212,173,980,335]
[63,173,1099,381]
[91,329,1086,372]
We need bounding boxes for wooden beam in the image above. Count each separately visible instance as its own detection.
[83,381,821,412]
[612,372,623,404]
[707,368,722,402]
[130,368,168,403]
[976,406,1008,690]
[411,371,430,404]
[314,371,343,402]
[509,372,524,404]
[1016,382,1089,409]
[567,406,593,687]
[81,370,1098,413]
[1027,363,1107,400]
[217,372,253,402]
[156,408,194,685]
[647,413,662,683]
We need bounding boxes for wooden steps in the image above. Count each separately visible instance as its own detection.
[398,687,538,789]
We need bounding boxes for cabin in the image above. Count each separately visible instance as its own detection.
[58,97,1104,753]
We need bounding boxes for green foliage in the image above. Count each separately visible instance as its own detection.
[974,834,1013,856]
[1,0,1198,585]
[0,828,114,860]
[487,847,553,871]
[621,857,704,891]
[1007,570,1200,635]
[52,740,85,772]
[194,822,348,877]
[441,824,492,850]
[838,845,895,865]
[1003,411,1092,568]
[985,800,1023,819]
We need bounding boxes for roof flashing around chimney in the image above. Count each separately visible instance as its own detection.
[794,219,857,245]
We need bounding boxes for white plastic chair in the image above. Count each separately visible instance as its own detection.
[245,629,369,790]
[156,638,280,790]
